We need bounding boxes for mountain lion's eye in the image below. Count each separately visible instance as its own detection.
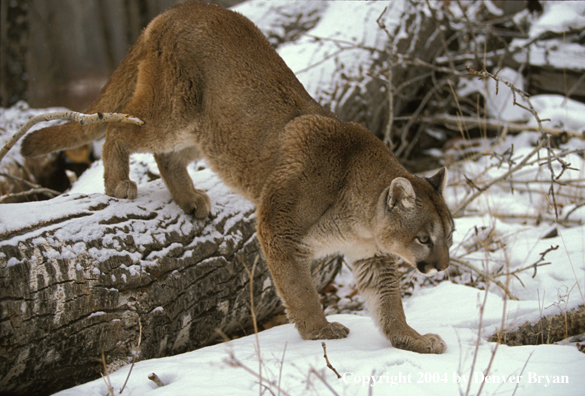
[417,235,430,244]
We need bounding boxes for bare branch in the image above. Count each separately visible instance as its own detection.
[450,257,518,300]
[0,171,62,202]
[421,114,583,140]
[0,188,60,203]
[320,342,341,379]
[223,346,293,396]
[0,111,144,164]
[453,139,545,217]
[308,368,341,396]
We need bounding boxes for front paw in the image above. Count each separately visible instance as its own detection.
[112,180,138,199]
[175,189,211,219]
[419,333,446,354]
[303,322,350,340]
[388,331,446,354]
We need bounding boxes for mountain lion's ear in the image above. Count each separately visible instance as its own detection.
[426,167,447,194]
[387,177,416,209]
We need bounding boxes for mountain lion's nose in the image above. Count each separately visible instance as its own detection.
[417,259,448,275]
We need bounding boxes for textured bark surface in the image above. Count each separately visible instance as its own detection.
[0,171,342,396]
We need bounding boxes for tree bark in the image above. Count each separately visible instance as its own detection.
[0,173,341,396]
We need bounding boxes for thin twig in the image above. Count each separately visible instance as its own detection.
[241,255,262,396]
[564,201,585,221]
[465,269,490,396]
[0,110,144,164]
[564,72,585,102]
[461,211,582,227]
[0,172,62,202]
[376,6,395,148]
[0,172,47,190]
[0,187,61,203]
[466,66,575,220]
[395,80,450,157]
[420,114,582,140]
[511,350,534,396]
[453,140,545,217]
[309,368,341,396]
[277,342,287,396]
[475,247,511,396]
[224,347,293,396]
[120,317,142,394]
[450,257,517,300]
[320,342,341,379]
[426,0,456,71]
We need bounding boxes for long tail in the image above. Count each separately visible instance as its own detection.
[20,35,146,157]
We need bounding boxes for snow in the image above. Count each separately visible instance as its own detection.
[509,2,585,73]
[528,2,585,38]
[235,1,402,109]
[88,312,107,319]
[52,311,584,396]
[458,67,531,123]
[0,1,584,395]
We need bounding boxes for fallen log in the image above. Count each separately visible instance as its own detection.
[0,160,342,396]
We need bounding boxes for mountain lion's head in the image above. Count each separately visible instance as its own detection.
[372,168,453,275]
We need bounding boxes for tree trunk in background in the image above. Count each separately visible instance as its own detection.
[19,0,244,112]
[0,177,342,396]
[0,0,30,107]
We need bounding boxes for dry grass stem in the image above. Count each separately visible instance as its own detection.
[241,255,262,395]
[100,349,114,396]
[475,249,512,396]
[376,6,395,148]
[120,317,142,394]
[223,346,293,396]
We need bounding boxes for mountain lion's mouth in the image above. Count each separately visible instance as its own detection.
[416,261,439,276]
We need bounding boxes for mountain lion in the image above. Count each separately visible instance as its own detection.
[21,1,453,353]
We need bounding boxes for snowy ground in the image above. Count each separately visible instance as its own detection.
[52,311,585,396]
[1,1,584,395]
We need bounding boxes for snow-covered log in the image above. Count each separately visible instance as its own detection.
[0,158,342,396]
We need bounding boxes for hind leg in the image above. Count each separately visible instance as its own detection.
[102,123,139,199]
[154,148,211,218]
[101,120,170,200]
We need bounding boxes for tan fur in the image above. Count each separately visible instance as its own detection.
[21,2,454,353]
